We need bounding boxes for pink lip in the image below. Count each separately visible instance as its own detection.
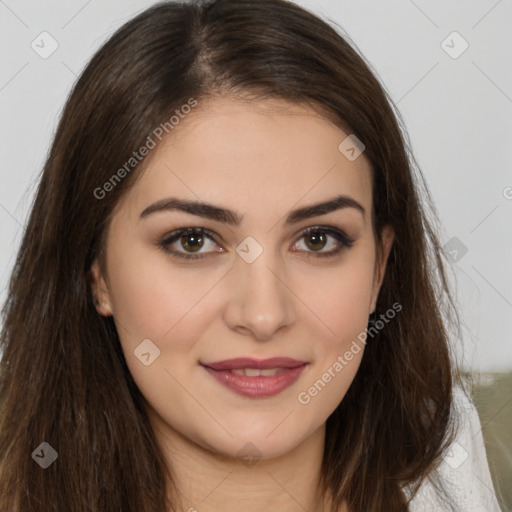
[201,357,308,398]
[202,357,306,370]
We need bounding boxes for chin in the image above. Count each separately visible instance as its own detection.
[198,415,319,462]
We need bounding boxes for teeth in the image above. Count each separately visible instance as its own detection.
[260,368,280,376]
[229,368,281,376]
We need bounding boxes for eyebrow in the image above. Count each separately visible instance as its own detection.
[139,194,365,225]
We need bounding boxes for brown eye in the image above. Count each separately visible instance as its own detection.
[179,231,204,252]
[160,228,222,260]
[292,226,355,258]
[304,230,328,251]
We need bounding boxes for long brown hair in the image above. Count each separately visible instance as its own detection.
[0,0,464,510]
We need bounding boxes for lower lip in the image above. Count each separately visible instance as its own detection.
[202,365,307,398]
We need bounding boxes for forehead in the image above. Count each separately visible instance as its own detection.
[121,96,373,224]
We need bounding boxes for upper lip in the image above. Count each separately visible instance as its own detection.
[201,357,307,371]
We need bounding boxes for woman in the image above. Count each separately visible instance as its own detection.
[0,0,501,511]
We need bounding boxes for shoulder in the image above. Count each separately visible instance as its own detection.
[405,385,502,512]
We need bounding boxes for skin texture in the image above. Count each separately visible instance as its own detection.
[90,96,394,512]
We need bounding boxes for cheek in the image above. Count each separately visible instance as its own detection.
[294,256,374,409]
[106,239,224,345]
[297,258,375,343]
[296,324,365,421]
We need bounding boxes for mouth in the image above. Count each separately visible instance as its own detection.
[200,357,308,398]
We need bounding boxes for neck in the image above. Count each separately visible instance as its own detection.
[147,408,337,512]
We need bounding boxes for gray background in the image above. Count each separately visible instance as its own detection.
[0,0,511,371]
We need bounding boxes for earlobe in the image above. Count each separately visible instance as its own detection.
[89,259,113,316]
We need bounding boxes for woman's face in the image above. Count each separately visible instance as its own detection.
[91,96,394,461]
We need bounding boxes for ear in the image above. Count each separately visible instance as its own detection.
[369,224,395,314]
[89,259,113,316]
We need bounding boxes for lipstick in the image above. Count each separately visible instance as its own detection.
[200,357,308,398]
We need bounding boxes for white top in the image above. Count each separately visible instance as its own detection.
[406,386,502,512]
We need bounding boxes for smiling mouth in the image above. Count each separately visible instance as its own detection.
[200,357,308,398]
[225,367,285,376]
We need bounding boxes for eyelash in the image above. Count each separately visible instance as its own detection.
[159,226,355,261]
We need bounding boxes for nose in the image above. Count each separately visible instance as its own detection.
[223,250,296,341]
